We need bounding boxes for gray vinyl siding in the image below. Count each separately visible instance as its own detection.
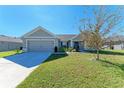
[0,41,22,52]
[28,29,54,37]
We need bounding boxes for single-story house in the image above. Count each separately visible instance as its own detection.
[104,35,124,50]
[21,26,85,52]
[0,35,23,51]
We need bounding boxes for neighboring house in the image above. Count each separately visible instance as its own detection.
[0,35,23,51]
[104,35,124,50]
[21,26,85,52]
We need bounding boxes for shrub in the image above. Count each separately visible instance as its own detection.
[58,47,75,52]
[16,49,20,53]
[58,47,65,52]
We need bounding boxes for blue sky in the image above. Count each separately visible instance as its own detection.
[0,5,123,37]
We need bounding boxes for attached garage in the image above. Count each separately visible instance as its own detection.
[27,40,55,52]
[22,26,59,52]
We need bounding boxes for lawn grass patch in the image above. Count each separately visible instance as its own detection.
[17,52,124,88]
[86,49,124,55]
[0,50,23,58]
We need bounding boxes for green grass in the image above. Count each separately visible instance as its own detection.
[0,50,23,58]
[17,52,124,88]
[86,49,124,55]
[104,49,124,53]
[58,47,76,52]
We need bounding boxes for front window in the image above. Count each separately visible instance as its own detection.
[74,42,79,51]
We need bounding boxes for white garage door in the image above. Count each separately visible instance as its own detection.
[28,40,54,52]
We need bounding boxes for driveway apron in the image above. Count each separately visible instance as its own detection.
[0,52,51,88]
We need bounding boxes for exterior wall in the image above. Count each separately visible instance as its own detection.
[23,38,87,52]
[0,41,22,52]
[0,42,8,51]
[8,42,22,50]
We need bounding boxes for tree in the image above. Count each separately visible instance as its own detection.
[80,6,122,60]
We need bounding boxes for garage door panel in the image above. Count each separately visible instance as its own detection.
[28,40,54,52]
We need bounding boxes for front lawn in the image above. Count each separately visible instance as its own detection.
[0,50,23,58]
[17,52,124,88]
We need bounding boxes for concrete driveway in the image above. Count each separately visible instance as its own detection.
[0,52,51,88]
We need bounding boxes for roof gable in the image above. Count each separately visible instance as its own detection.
[22,26,57,38]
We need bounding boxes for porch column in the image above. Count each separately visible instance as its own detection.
[70,40,73,48]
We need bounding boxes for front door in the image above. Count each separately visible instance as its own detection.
[74,42,79,52]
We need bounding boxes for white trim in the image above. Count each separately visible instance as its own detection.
[70,40,73,47]
[22,26,57,38]
[25,38,56,52]
[73,40,84,41]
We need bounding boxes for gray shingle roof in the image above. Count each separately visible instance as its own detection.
[0,35,22,43]
[106,35,124,42]
[57,34,77,41]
